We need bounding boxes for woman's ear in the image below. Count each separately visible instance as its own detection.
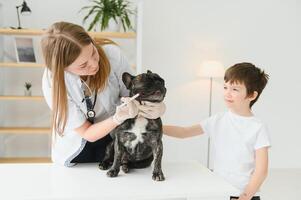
[122,72,134,89]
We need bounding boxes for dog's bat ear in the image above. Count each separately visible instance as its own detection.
[122,72,134,89]
[147,70,152,74]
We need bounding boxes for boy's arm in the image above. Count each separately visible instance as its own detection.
[238,147,269,200]
[163,124,204,138]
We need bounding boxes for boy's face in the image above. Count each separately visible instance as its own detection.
[223,81,257,111]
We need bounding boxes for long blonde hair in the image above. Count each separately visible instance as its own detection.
[41,21,113,136]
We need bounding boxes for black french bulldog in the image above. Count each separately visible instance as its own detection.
[99,70,166,181]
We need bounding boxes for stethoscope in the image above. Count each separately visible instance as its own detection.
[81,78,97,124]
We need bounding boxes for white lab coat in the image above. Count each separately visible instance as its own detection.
[42,44,133,166]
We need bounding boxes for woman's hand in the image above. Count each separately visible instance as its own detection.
[113,97,139,124]
[138,101,166,119]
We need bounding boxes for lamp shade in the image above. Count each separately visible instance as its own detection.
[198,60,225,78]
[20,1,31,15]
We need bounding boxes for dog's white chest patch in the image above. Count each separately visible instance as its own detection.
[125,117,148,149]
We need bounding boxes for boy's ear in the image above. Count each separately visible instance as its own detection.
[122,72,135,89]
[249,91,258,101]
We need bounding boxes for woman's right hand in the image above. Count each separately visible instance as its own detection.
[112,97,139,124]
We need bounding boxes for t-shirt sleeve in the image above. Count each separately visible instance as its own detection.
[104,44,134,97]
[200,114,218,137]
[42,69,86,132]
[254,125,271,150]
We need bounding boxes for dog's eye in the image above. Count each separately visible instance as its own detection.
[155,80,163,85]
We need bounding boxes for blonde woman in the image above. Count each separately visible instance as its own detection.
[41,22,165,167]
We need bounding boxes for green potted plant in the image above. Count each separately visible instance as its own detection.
[80,0,135,32]
[24,82,32,96]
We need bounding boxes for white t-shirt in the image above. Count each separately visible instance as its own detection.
[200,111,271,195]
[42,44,133,167]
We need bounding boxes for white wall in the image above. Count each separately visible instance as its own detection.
[141,0,301,169]
[0,0,300,168]
[1,0,90,29]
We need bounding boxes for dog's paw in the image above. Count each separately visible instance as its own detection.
[152,171,165,181]
[98,161,110,170]
[107,168,119,177]
[121,164,129,173]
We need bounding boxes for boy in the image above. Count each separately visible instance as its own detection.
[164,63,270,200]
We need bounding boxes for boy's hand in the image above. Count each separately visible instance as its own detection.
[237,193,251,200]
[138,101,166,119]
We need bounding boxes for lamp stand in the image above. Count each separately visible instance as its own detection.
[10,5,22,29]
[206,77,213,169]
[16,5,22,29]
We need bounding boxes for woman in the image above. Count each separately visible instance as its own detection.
[41,21,165,167]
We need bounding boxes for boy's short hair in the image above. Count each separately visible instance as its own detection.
[224,62,269,108]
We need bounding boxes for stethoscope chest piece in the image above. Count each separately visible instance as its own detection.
[87,109,96,118]
[81,79,97,124]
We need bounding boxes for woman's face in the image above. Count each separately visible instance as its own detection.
[65,43,100,76]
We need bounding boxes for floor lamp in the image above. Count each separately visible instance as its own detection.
[199,60,224,168]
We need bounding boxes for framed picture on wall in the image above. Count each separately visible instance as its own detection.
[14,37,36,62]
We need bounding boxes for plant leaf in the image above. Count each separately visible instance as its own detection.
[88,10,103,31]
[80,0,135,32]
[82,6,100,24]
